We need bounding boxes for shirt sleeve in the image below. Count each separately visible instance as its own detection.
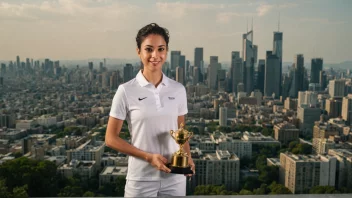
[109,85,128,120]
[178,86,188,116]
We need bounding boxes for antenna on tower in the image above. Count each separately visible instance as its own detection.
[251,17,253,31]
[246,18,248,32]
[278,12,281,32]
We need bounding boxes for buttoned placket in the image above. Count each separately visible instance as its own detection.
[153,84,164,111]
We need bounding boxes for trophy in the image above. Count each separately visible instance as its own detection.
[168,123,194,174]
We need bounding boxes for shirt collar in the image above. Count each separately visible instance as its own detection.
[136,70,168,87]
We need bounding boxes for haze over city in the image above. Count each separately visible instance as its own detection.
[0,0,351,63]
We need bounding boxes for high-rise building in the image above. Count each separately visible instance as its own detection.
[219,107,227,126]
[208,56,219,91]
[171,51,181,70]
[176,66,185,85]
[193,67,200,85]
[289,54,305,97]
[194,48,203,69]
[274,122,299,145]
[273,31,283,95]
[242,30,256,94]
[264,51,280,98]
[310,58,323,84]
[298,91,318,108]
[123,64,134,83]
[342,94,352,125]
[194,150,240,191]
[325,98,342,118]
[16,55,20,68]
[231,51,243,94]
[297,105,321,137]
[257,59,265,94]
[320,71,327,90]
[279,152,337,194]
[88,62,93,71]
[328,149,352,189]
[329,79,345,98]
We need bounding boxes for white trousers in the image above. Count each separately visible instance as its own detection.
[124,177,186,197]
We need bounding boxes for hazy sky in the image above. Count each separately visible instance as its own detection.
[0,0,351,63]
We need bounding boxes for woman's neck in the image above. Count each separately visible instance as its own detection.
[142,69,163,87]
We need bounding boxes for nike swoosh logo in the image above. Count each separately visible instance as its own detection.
[138,97,147,101]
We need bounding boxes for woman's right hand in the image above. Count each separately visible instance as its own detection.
[146,153,171,173]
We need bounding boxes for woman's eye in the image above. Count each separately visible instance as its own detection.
[158,48,165,52]
[145,48,152,52]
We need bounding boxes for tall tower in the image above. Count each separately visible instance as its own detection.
[171,51,181,71]
[273,31,283,95]
[264,51,280,98]
[257,59,265,94]
[194,48,204,83]
[242,24,256,94]
[231,51,243,93]
[123,64,134,83]
[208,56,219,91]
[176,66,185,85]
[310,58,323,84]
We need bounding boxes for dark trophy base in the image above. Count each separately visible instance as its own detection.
[167,164,193,174]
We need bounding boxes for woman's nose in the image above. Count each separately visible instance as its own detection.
[151,50,158,58]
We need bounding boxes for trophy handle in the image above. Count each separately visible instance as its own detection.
[170,130,176,141]
[187,132,193,141]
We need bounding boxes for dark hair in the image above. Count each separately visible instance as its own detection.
[136,23,170,50]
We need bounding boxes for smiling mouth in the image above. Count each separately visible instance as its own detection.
[150,61,160,64]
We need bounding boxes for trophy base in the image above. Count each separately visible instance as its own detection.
[167,164,193,174]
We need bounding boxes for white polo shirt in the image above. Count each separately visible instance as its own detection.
[109,70,188,181]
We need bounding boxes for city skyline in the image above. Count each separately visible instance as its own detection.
[0,0,351,63]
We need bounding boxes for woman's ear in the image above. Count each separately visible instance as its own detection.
[136,47,140,55]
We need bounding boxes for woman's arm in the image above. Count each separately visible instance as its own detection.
[105,116,171,173]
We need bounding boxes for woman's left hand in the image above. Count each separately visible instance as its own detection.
[185,157,195,177]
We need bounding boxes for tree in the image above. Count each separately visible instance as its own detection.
[83,191,95,197]
[0,157,59,197]
[239,189,253,195]
[12,185,28,198]
[258,166,279,184]
[58,186,83,197]
[115,176,126,197]
[309,186,340,194]
[0,179,12,198]
[268,182,291,194]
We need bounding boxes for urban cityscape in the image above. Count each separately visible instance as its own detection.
[0,0,352,197]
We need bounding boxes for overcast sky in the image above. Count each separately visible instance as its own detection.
[0,0,351,63]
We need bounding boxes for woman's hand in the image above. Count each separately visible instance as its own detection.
[146,153,171,173]
[185,157,195,177]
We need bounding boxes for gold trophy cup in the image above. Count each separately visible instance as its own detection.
[168,123,193,174]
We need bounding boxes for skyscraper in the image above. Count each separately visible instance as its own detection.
[242,30,256,94]
[273,32,283,95]
[219,107,228,126]
[329,79,345,98]
[88,62,93,71]
[171,51,181,71]
[264,51,280,98]
[257,59,265,94]
[289,54,305,97]
[194,48,203,69]
[342,94,352,125]
[176,66,185,85]
[123,64,134,83]
[231,51,243,94]
[310,58,323,84]
[208,56,219,91]
[16,55,20,68]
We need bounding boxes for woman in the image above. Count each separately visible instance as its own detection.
[105,23,194,197]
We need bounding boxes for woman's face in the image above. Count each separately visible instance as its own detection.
[137,34,167,73]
